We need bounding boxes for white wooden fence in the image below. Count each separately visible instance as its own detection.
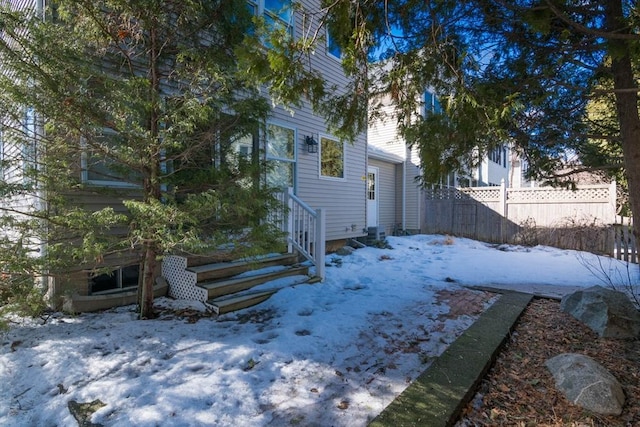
[613,217,637,263]
[422,181,637,262]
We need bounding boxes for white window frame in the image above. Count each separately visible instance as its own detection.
[265,121,297,190]
[81,128,141,188]
[247,0,294,38]
[326,27,342,60]
[489,145,507,168]
[424,91,442,116]
[318,134,346,181]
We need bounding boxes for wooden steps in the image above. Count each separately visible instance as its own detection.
[200,265,310,299]
[187,253,300,282]
[182,253,312,315]
[211,290,278,315]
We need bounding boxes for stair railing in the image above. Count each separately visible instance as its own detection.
[277,188,325,281]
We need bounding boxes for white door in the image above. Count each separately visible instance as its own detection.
[367,166,378,228]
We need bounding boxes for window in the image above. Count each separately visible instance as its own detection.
[82,128,140,187]
[320,136,344,179]
[266,123,295,189]
[424,91,442,116]
[367,172,375,200]
[89,264,140,295]
[489,145,507,167]
[326,28,341,58]
[248,0,293,40]
[22,107,37,182]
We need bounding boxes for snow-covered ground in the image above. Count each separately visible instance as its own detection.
[1,235,638,426]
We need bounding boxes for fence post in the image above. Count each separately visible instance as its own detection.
[315,208,326,281]
[609,180,617,223]
[499,179,506,241]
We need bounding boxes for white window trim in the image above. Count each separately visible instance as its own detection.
[326,27,342,60]
[265,121,297,190]
[318,133,346,182]
[248,0,295,37]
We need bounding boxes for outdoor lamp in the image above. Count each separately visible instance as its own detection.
[305,135,318,153]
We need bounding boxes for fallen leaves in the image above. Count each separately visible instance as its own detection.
[457,298,640,426]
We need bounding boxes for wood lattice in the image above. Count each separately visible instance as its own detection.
[162,255,208,301]
[508,187,610,203]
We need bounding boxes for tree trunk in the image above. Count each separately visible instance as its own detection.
[137,19,162,320]
[606,0,640,243]
[139,245,157,319]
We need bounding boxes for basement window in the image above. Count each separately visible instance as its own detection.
[89,264,140,295]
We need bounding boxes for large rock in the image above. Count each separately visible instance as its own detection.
[560,285,640,339]
[546,353,625,416]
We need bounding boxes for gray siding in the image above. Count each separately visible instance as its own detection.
[368,95,405,158]
[266,0,367,242]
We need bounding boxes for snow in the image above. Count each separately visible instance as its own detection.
[1,235,638,426]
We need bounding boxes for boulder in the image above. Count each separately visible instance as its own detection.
[560,285,640,339]
[546,353,625,416]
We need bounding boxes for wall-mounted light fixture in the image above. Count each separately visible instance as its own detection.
[305,135,318,153]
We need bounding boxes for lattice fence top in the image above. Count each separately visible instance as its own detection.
[461,188,501,201]
[425,184,613,205]
[424,186,501,201]
[507,186,610,203]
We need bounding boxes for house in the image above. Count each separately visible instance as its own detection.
[1,0,367,313]
[367,89,511,238]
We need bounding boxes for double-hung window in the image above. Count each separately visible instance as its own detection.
[266,123,295,189]
[320,135,345,180]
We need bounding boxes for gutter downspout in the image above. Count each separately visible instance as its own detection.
[402,154,407,231]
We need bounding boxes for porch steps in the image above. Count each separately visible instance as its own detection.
[187,253,300,282]
[199,265,310,299]
[184,253,311,314]
[211,290,279,315]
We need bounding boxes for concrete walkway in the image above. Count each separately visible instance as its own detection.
[369,290,534,427]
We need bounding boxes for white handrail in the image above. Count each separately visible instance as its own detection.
[278,188,325,281]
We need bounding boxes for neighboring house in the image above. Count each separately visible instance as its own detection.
[1,0,367,311]
[367,90,510,237]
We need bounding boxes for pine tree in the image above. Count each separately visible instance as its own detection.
[321,0,640,240]
[0,0,300,319]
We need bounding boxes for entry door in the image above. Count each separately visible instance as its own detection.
[367,166,379,228]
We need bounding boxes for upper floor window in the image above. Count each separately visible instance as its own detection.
[326,28,342,59]
[320,136,344,180]
[424,91,442,116]
[248,0,293,39]
[489,145,507,168]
